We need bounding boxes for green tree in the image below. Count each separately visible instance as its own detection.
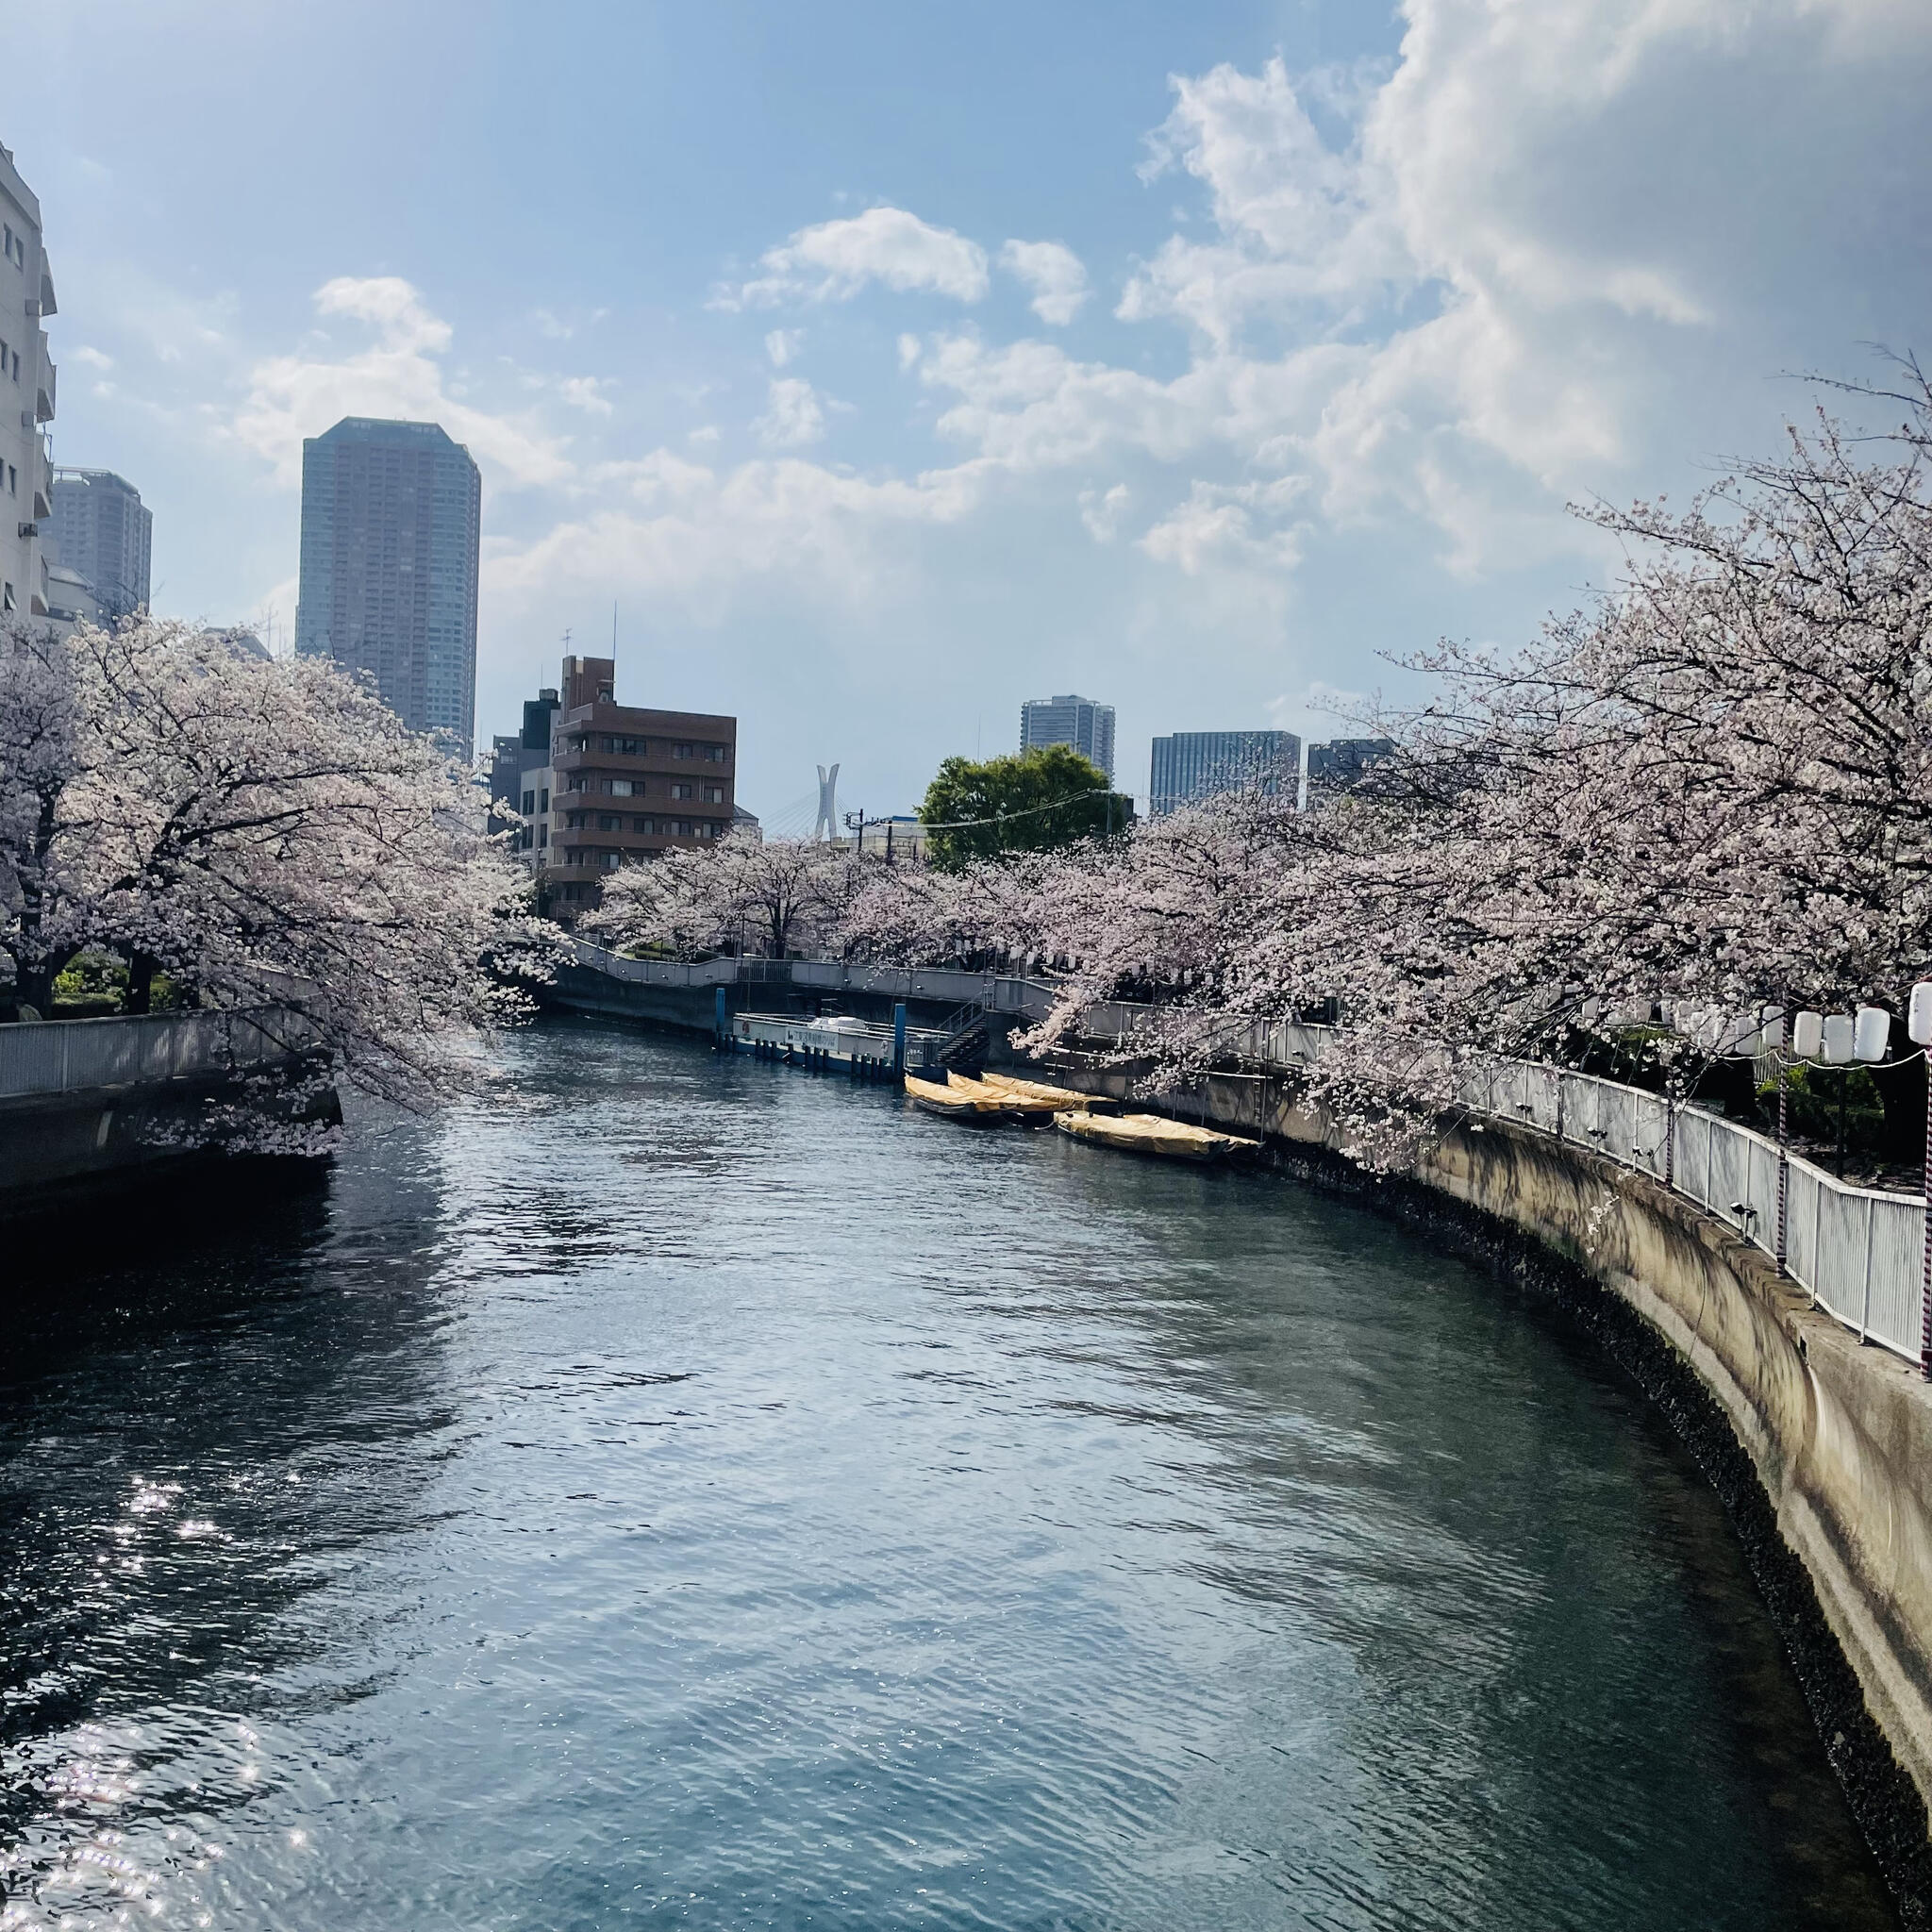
[918,745,1132,870]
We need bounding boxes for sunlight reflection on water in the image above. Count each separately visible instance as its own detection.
[0,1017,1899,1930]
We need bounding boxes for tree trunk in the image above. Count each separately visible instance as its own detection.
[125,950,158,1015]
[1872,1047,1924,1166]
[13,948,73,1020]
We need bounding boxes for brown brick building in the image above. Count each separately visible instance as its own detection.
[516,654,738,915]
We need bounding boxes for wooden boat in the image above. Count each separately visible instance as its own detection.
[902,1073,1017,1124]
[971,1071,1096,1111]
[1055,1109,1257,1163]
[942,1075,1065,1123]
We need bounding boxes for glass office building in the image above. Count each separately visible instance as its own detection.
[295,417,481,754]
[1149,729,1300,816]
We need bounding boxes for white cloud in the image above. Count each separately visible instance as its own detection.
[753,376,828,448]
[722,206,990,308]
[1139,479,1304,576]
[557,375,614,416]
[70,344,115,371]
[231,276,574,489]
[765,328,804,367]
[486,449,987,625]
[1079,483,1130,542]
[1000,240,1091,325]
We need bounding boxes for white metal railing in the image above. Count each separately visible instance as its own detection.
[0,1007,318,1101]
[1443,1059,1924,1358]
[1073,1000,1926,1365]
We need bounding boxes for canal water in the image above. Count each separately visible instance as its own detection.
[0,1018,1897,1929]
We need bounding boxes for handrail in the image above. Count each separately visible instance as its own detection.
[0,1006,318,1101]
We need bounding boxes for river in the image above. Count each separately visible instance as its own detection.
[0,1017,1897,1929]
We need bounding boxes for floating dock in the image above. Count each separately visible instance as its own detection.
[724,1008,944,1082]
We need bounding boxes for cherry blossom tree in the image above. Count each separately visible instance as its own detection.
[826,373,1932,1167]
[0,617,554,1116]
[583,829,867,959]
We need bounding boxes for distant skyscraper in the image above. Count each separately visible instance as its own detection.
[1307,738,1395,797]
[1019,692,1115,779]
[295,417,481,754]
[1150,729,1300,817]
[51,469,151,616]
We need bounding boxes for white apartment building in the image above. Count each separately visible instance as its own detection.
[0,142,55,626]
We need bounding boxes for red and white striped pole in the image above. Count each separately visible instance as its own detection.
[1910,984,1932,1381]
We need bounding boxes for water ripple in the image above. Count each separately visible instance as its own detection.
[0,1018,1897,1929]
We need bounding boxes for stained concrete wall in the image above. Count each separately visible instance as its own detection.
[0,1064,341,1224]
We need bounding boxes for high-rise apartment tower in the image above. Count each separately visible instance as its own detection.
[295,417,481,754]
[0,143,57,626]
[51,469,151,616]
[1019,692,1115,780]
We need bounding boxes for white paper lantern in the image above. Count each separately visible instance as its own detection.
[1822,1014,1854,1064]
[1758,1005,1786,1053]
[1854,1006,1890,1062]
[1910,983,1932,1048]
[1792,1010,1824,1058]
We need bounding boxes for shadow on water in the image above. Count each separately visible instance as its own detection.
[0,1109,462,1916]
[0,1018,1906,1930]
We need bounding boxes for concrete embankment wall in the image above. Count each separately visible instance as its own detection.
[1030,1052,1932,1906]
[0,1009,340,1225]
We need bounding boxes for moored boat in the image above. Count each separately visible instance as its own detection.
[971,1072,1097,1111]
[1055,1109,1257,1162]
[902,1073,1016,1124]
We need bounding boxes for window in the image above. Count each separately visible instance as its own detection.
[521,789,535,816]
[6,466,12,496]
[600,734,641,756]
[632,816,652,833]
[2,583,11,613]
[704,744,725,763]
[703,785,724,804]
[602,777,636,797]
[565,775,587,792]
[673,742,694,759]
[537,826,548,849]
[699,822,715,840]
[566,810,587,829]
[598,813,621,830]
[671,781,694,800]
[540,788,549,811]
[602,850,621,869]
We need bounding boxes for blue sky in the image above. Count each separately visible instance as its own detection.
[10,0,1930,825]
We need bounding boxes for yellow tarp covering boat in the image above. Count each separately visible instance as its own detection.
[971,1072,1095,1111]
[903,1074,1017,1123]
[1056,1109,1257,1163]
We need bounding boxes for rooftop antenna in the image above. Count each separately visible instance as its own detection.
[612,598,618,658]
[814,763,841,842]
